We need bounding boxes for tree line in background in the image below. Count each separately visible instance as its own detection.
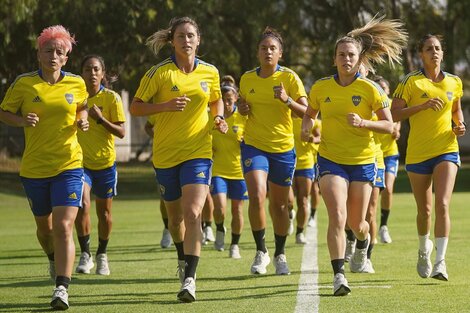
[1,0,470,96]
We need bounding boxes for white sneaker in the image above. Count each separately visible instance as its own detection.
[204,226,215,242]
[288,210,296,235]
[250,250,270,274]
[333,273,351,296]
[48,260,56,281]
[214,228,226,251]
[431,259,448,281]
[75,252,94,274]
[363,259,375,273]
[95,253,110,275]
[177,277,196,303]
[160,228,172,248]
[350,234,370,273]
[344,239,356,263]
[379,225,392,243]
[229,244,241,259]
[295,233,308,244]
[274,254,291,275]
[50,285,69,310]
[307,216,315,227]
[177,260,185,284]
[417,240,433,278]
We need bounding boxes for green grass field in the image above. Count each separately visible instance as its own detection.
[0,165,469,312]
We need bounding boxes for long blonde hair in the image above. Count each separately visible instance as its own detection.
[335,15,408,73]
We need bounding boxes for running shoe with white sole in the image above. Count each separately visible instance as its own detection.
[295,233,308,244]
[344,239,356,263]
[379,225,392,243]
[417,240,433,278]
[333,273,351,296]
[214,227,226,251]
[431,259,448,281]
[349,234,370,273]
[50,285,69,310]
[288,210,296,235]
[160,228,172,248]
[250,250,270,274]
[307,216,315,227]
[204,226,215,243]
[177,277,196,303]
[274,254,291,275]
[95,253,110,276]
[363,259,375,273]
[75,252,94,274]
[229,244,241,259]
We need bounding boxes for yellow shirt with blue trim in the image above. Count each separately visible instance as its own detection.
[393,70,463,164]
[293,116,314,170]
[134,57,221,168]
[77,86,126,170]
[240,66,307,153]
[371,115,385,169]
[309,74,389,165]
[212,107,246,179]
[1,70,88,178]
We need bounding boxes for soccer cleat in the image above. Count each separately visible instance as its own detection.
[229,244,241,259]
[49,260,56,281]
[417,240,433,278]
[214,228,226,251]
[363,259,375,274]
[160,228,172,248]
[274,254,291,275]
[431,259,448,281]
[344,239,356,263]
[288,210,296,235]
[379,225,393,243]
[250,250,270,274]
[177,260,185,284]
[177,277,196,303]
[50,285,69,310]
[295,233,308,244]
[349,234,370,273]
[75,252,94,274]
[95,253,110,276]
[204,226,215,243]
[333,273,351,296]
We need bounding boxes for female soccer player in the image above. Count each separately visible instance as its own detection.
[391,34,466,281]
[211,75,248,258]
[0,25,88,309]
[238,27,308,275]
[75,55,126,276]
[302,16,407,295]
[130,17,227,302]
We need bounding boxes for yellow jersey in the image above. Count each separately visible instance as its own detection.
[1,70,88,178]
[212,108,246,179]
[309,74,389,165]
[393,70,463,164]
[77,86,126,170]
[371,115,385,169]
[293,116,314,170]
[134,57,221,168]
[239,66,307,153]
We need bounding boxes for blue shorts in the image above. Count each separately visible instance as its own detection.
[405,152,460,174]
[241,142,296,186]
[84,163,117,199]
[294,168,315,180]
[384,155,399,176]
[210,176,248,200]
[155,158,212,201]
[374,168,385,189]
[317,155,376,183]
[21,168,85,216]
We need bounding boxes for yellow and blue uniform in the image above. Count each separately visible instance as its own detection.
[78,85,126,198]
[1,70,88,215]
[371,115,385,188]
[211,107,248,199]
[134,56,221,201]
[293,116,315,179]
[239,66,307,186]
[377,116,400,176]
[393,70,463,165]
[309,73,389,181]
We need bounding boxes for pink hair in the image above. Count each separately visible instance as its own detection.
[37,25,76,53]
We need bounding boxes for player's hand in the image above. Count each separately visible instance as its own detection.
[166,94,191,112]
[453,122,466,137]
[214,116,228,134]
[273,82,288,103]
[347,113,365,128]
[24,113,39,127]
[423,97,444,111]
[238,97,251,115]
[77,118,89,131]
[88,104,103,121]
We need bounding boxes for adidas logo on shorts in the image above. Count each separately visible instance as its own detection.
[196,172,206,178]
[68,192,78,200]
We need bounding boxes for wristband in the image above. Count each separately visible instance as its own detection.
[462,121,467,128]
[285,97,293,106]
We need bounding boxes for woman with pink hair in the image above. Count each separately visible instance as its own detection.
[0,25,88,310]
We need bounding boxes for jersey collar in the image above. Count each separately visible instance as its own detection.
[256,64,281,76]
[171,54,199,69]
[38,69,66,80]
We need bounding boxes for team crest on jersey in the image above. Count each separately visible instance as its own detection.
[159,185,166,195]
[65,93,74,104]
[447,92,453,101]
[232,125,239,133]
[352,95,361,106]
[244,158,252,167]
[200,81,208,92]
